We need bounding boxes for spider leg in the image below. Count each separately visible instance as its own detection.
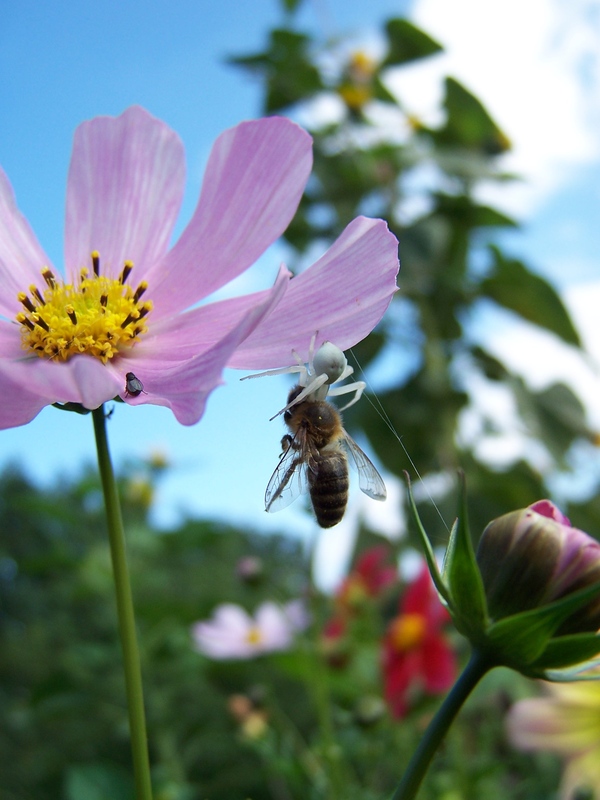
[269,373,329,420]
[332,364,354,384]
[240,364,304,381]
[327,380,366,411]
[307,331,318,376]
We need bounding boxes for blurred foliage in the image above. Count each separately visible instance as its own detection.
[0,465,563,799]
[229,0,600,549]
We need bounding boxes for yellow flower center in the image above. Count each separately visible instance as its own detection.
[389,613,427,652]
[245,626,263,646]
[338,84,373,111]
[16,252,152,364]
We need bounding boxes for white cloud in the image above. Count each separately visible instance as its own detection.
[385,0,600,216]
[461,280,600,472]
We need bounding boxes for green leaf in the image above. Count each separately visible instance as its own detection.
[382,19,443,66]
[512,379,590,464]
[470,345,510,381]
[433,77,511,154]
[372,74,400,105]
[228,29,323,113]
[442,473,488,632]
[482,246,582,346]
[433,193,518,229]
[403,472,452,606]
[65,764,133,800]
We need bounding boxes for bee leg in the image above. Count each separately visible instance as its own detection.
[280,434,295,455]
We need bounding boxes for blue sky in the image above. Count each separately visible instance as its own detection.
[1,0,599,547]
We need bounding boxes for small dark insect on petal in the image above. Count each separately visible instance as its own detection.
[125,372,145,397]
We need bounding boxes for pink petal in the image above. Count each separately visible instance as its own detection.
[0,167,54,318]
[210,604,254,634]
[0,320,27,358]
[228,217,399,369]
[145,117,313,317]
[506,696,598,755]
[3,355,122,411]
[0,363,51,429]
[530,499,571,527]
[191,605,254,659]
[255,602,294,650]
[283,600,310,631]
[117,265,291,424]
[136,266,291,363]
[64,106,186,281]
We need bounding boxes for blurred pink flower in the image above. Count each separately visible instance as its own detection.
[191,600,308,660]
[382,563,456,718]
[0,106,399,429]
[507,674,600,799]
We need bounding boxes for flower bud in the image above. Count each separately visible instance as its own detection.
[405,471,600,679]
[477,500,600,635]
[235,556,264,585]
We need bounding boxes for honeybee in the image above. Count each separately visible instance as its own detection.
[266,385,387,528]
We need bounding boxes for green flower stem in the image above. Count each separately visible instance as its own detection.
[92,406,153,800]
[390,649,493,800]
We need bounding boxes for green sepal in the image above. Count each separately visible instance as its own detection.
[52,402,92,415]
[486,579,600,668]
[442,472,488,632]
[544,656,600,683]
[403,472,452,607]
[529,632,600,672]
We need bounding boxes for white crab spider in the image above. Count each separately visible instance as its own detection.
[241,333,365,420]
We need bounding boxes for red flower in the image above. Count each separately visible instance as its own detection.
[336,546,397,611]
[322,547,397,667]
[382,564,457,718]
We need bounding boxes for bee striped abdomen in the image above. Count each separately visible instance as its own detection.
[309,451,349,528]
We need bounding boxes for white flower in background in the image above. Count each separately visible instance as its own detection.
[191,600,308,660]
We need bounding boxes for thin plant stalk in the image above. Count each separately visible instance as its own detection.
[92,406,153,800]
[390,649,493,800]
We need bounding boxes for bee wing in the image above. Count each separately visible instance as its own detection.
[342,432,387,501]
[265,437,311,512]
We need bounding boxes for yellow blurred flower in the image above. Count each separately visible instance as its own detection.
[337,50,377,111]
[507,673,600,799]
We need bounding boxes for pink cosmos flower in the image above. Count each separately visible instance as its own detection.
[0,106,399,429]
[382,563,457,718]
[191,600,308,660]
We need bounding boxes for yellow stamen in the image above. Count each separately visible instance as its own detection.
[245,626,262,646]
[389,613,427,652]
[17,253,152,364]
